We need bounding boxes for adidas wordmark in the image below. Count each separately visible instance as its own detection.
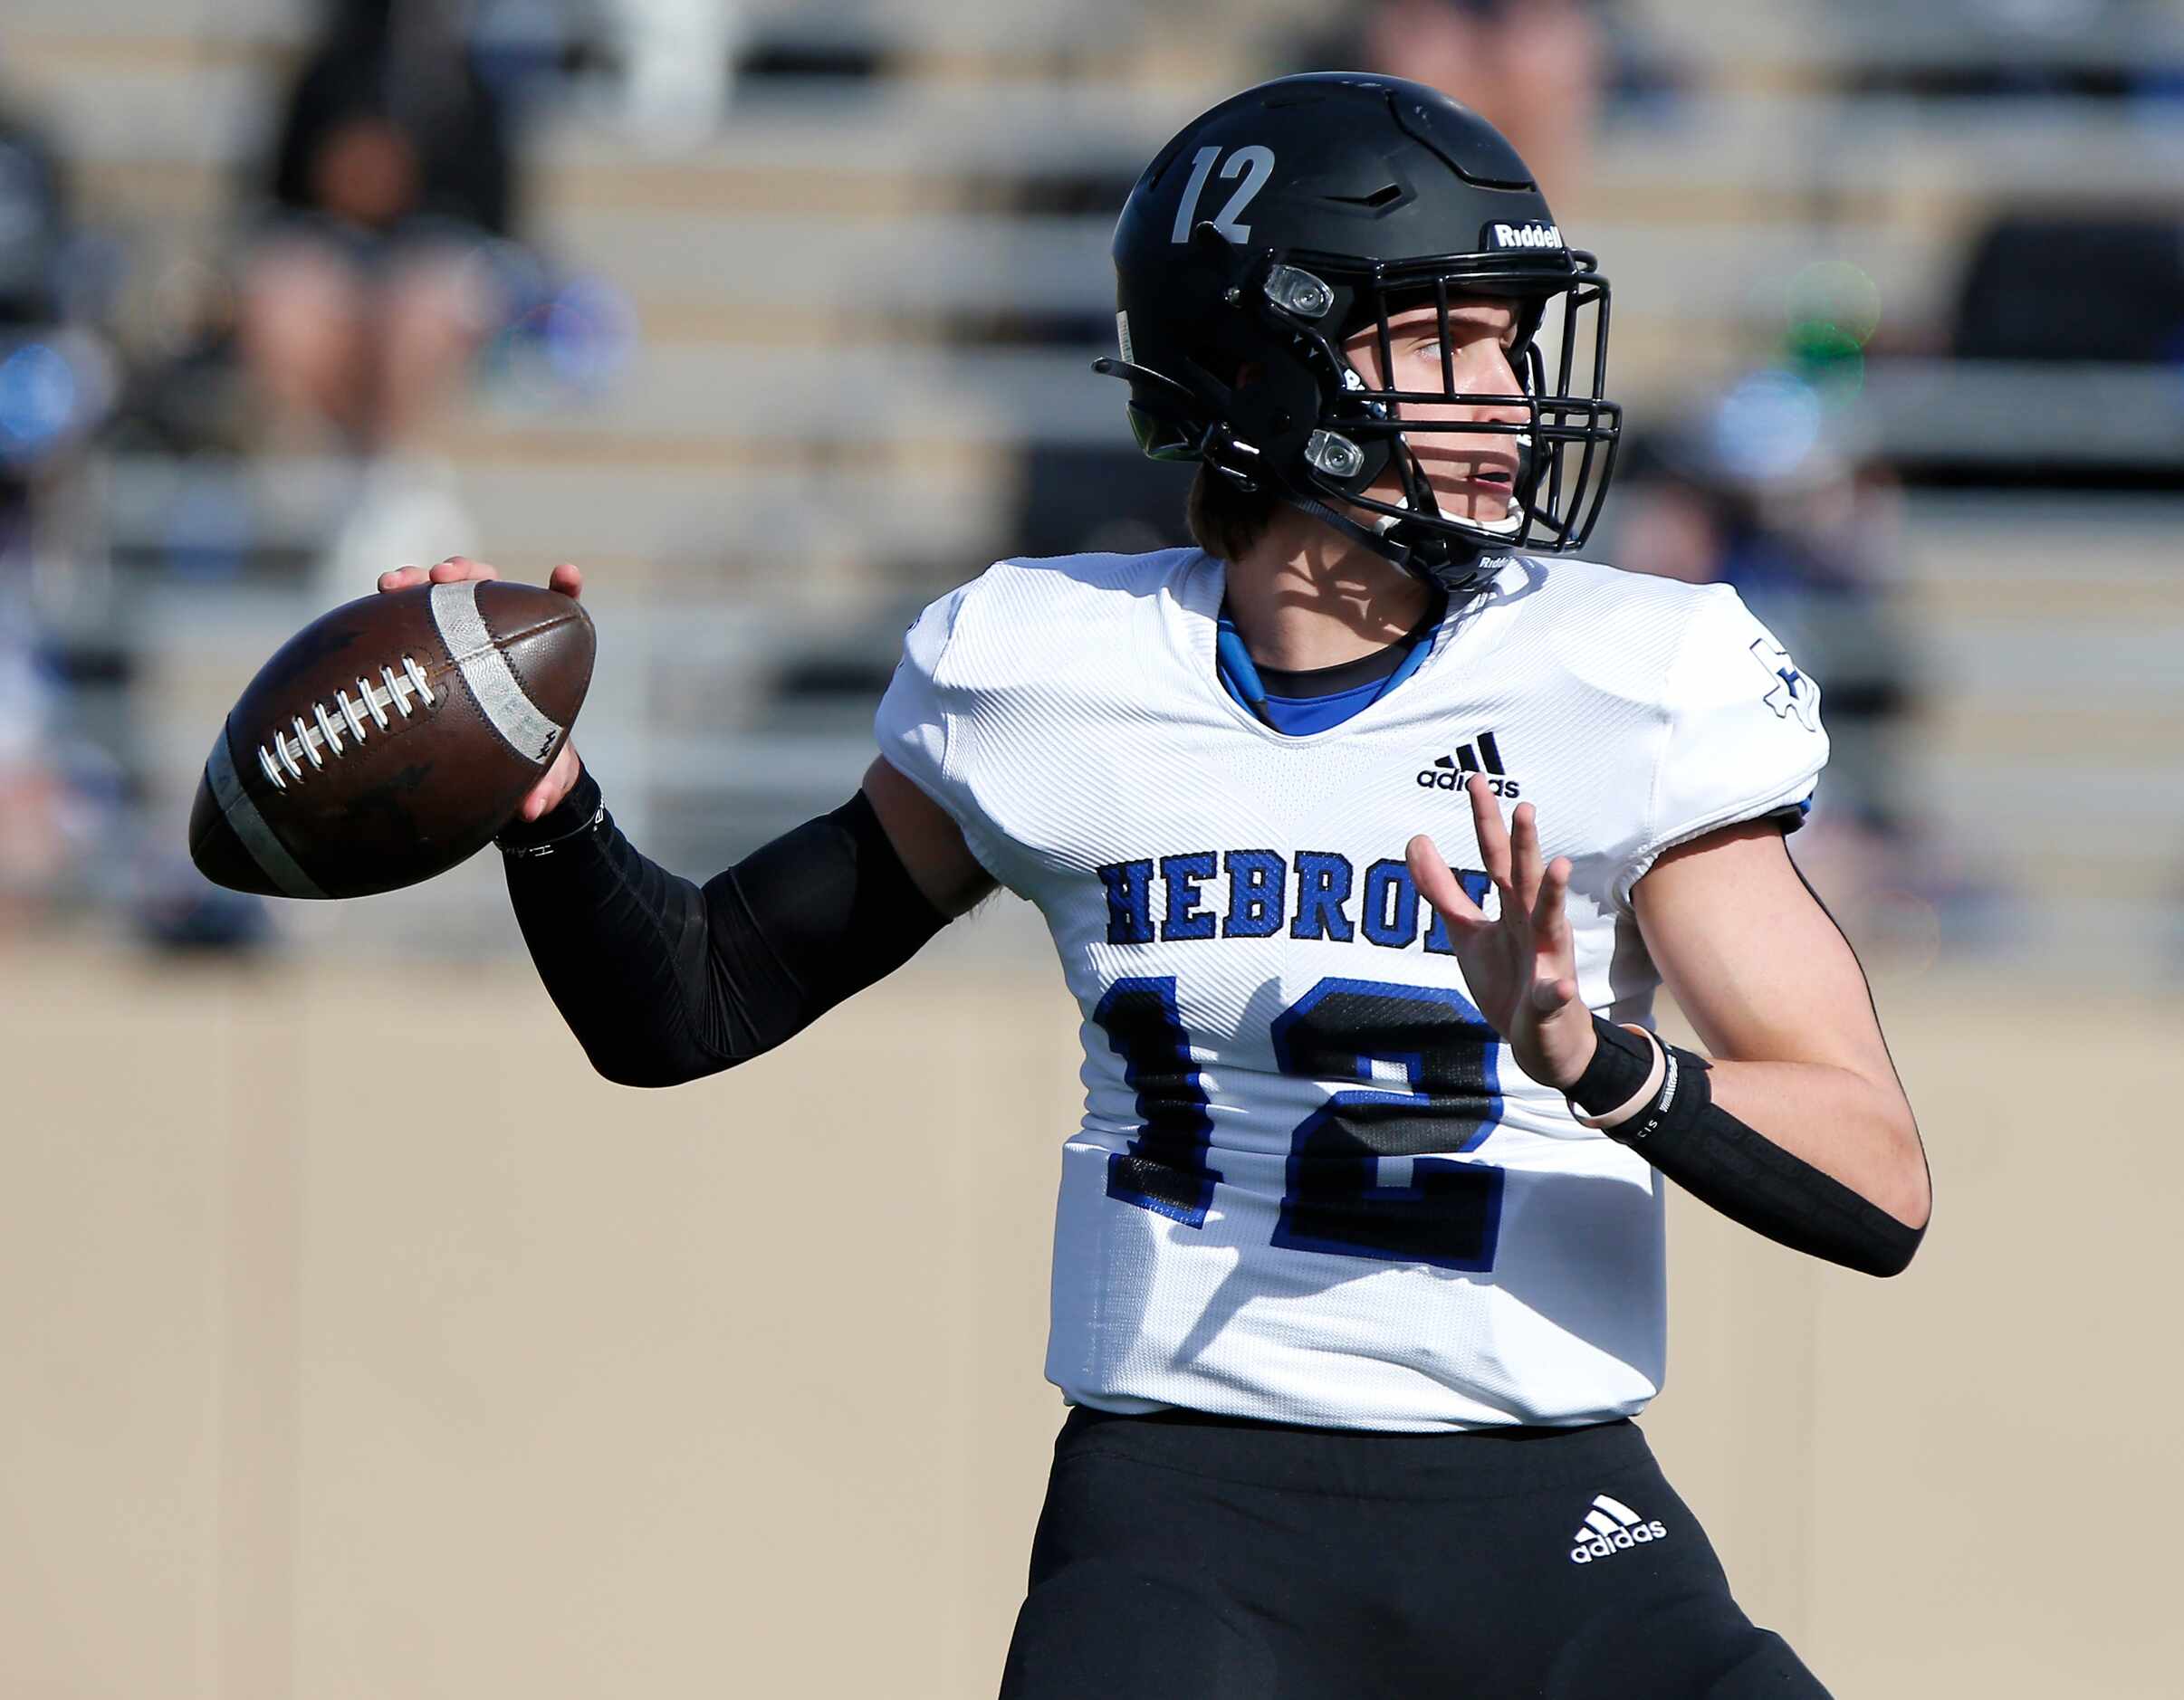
[1568,1494,1669,1564]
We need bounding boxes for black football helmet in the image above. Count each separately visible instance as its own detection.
[1097,73,1622,588]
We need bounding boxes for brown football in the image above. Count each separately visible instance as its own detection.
[188,581,595,899]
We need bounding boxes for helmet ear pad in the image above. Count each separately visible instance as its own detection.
[1219,351,1323,482]
[1315,352,1407,503]
[1215,339,1417,516]
[1163,225,1330,482]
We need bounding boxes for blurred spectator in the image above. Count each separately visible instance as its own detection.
[1305,0,1607,209]
[240,0,519,454]
[0,594,66,922]
[0,100,67,329]
[1611,374,1925,883]
[0,88,121,927]
[0,91,110,481]
[0,91,63,582]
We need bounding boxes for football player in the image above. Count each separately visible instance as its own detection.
[381,74,1929,1699]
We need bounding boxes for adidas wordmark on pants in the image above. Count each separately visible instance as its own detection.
[1568,1494,1669,1563]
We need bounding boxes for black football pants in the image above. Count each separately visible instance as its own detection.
[1000,1407,1829,1700]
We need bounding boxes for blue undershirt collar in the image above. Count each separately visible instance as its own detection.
[1215,599,1445,736]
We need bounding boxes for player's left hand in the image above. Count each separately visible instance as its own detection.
[1407,778,1597,1092]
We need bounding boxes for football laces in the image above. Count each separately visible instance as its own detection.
[257,655,436,790]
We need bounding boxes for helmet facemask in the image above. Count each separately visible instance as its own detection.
[1100,242,1620,590]
[1247,253,1622,589]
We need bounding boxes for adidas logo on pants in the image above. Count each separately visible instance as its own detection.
[1568,1494,1670,1563]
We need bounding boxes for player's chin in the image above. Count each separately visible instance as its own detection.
[1432,481,1515,525]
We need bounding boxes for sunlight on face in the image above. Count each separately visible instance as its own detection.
[1343,298,1529,526]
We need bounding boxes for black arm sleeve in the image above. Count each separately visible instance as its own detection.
[499,769,949,1087]
[1568,1018,1927,1278]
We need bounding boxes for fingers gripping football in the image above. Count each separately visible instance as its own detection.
[377,557,585,602]
[1406,777,1596,1092]
[376,560,588,824]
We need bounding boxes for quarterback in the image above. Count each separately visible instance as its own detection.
[382,75,1929,1699]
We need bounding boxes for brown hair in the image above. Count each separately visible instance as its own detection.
[1185,463,1285,562]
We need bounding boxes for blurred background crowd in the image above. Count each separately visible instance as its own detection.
[3,0,2181,973]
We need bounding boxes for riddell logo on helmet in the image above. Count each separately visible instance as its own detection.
[1485,222,1565,251]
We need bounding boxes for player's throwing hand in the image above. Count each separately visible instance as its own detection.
[1406,776,1597,1093]
[376,556,588,823]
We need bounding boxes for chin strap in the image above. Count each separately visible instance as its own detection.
[1279,415,1523,592]
[1277,482,1499,596]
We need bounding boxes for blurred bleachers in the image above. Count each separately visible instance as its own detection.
[4,0,2181,969]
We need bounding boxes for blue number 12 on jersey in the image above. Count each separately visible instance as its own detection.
[1096,975,1505,1273]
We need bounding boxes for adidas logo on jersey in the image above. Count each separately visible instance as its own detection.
[1416,731,1518,797]
[1568,1495,1669,1564]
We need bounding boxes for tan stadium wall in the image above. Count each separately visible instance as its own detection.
[3,942,2178,1698]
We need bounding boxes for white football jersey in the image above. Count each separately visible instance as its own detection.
[876,548,1825,1431]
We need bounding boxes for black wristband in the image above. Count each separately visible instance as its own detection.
[1564,1016,1658,1119]
[1602,1038,1711,1148]
[496,768,604,855]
